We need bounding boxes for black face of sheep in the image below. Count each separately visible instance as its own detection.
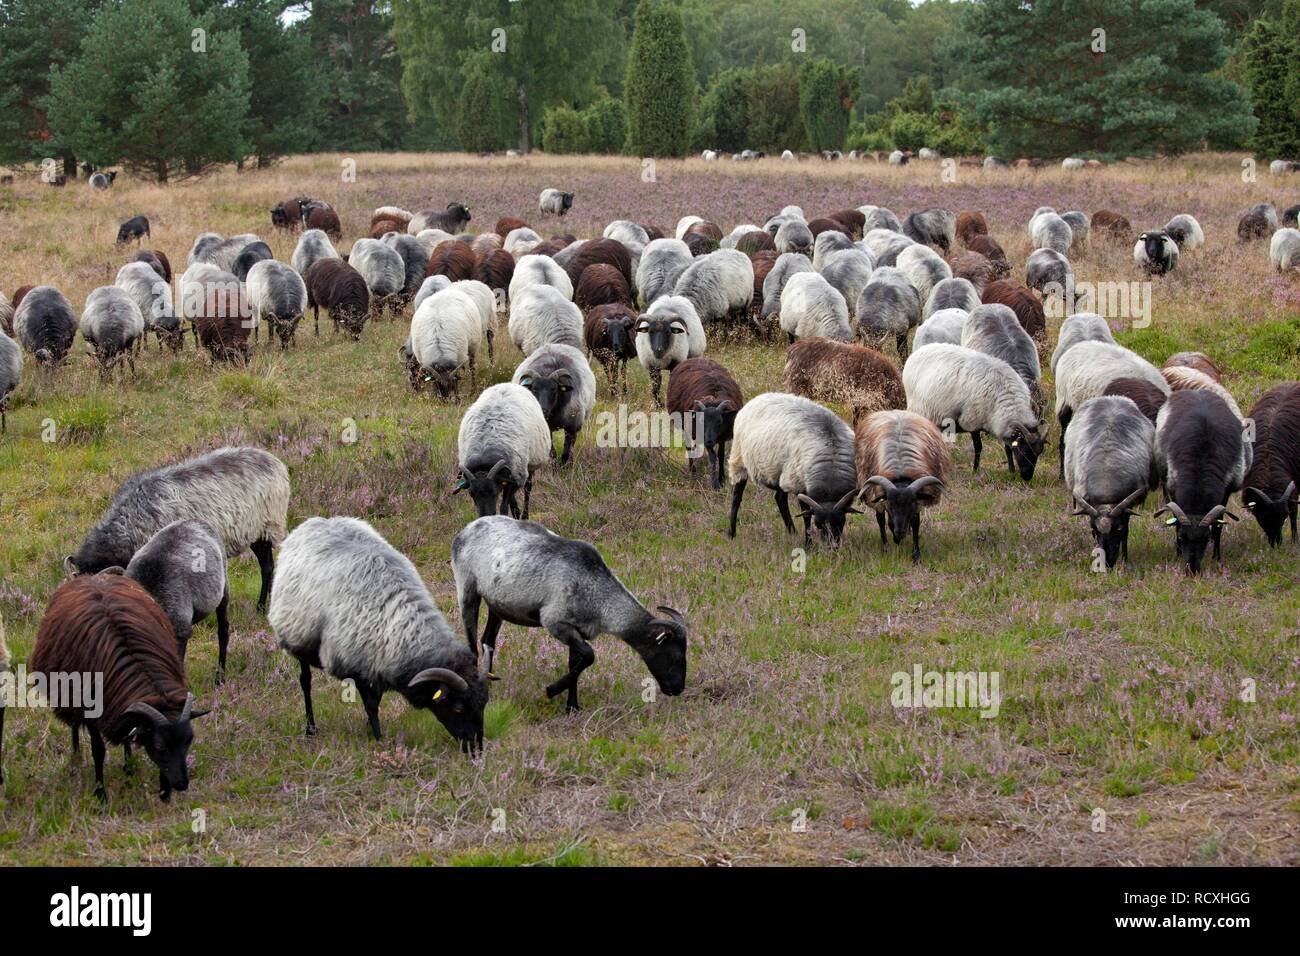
[627,607,688,697]
[1140,231,1175,274]
[794,490,863,546]
[447,202,471,226]
[862,475,944,561]
[517,369,574,429]
[423,360,465,399]
[1243,481,1297,546]
[1156,503,1237,574]
[455,460,516,519]
[689,400,737,490]
[637,314,686,360]
[1006,423,1047,482]
[597,314,635,359]
[558,193,574,215]
[123,695,208,802]
[1072,487,1147,568]
[406,667,486,754]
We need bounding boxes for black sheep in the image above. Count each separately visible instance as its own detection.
[115,215,150,248]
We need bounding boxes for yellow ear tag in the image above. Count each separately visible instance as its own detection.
[1011,440,1019,447]
[1165,516,1178,525]
[431,688,444,701]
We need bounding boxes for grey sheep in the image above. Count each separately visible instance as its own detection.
[115,262,181,350]
[1051,312,1115,375]
[961,303,1044,418]
[512,343,597,464]
[14,285,77,365]
[246,260,308,348]
[1029,213,1073,256]
[923,277,980,319]
[636,238,693,307]
[79,286,145,377]
[778,272,852,343]
[856,265,922,359]
[291,228,339,277]
[672,249,754,326]
[761,252,814,321]
[456,382,553,520]
[508,284,584,355]
[820,249,875,317]
[902,208,956,253]
[858,206,903,233]
[0,329,19,433]
[775,219,814,256]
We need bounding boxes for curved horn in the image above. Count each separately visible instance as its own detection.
[863,475,898,495]
[486,459,510,484]
[1113,486,1148,515]
[1155,502,1189,524]
[180,693,195,721]
[1200,505,1226,526]
[1071,496,1099,518]
[1284,481,1297,502]
[795,493,818,510]
[408,667,469,694]
[63,555,79,579]
[1243,486,1270,502]
[124,701,168,728]
[655,606,686,628]
[833,487,860,512]
[908,476,945,495]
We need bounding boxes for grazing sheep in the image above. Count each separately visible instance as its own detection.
[1025,247,1074,307]
[115,215,150,247]
[369,205,413,236]
[408,287,482,397]
[539,188,574,216]
[1030,213,1073,256]
[1163,351,1220,382]
[0,329,19,433]
[1154,389,1248,573]
[779,272,852,343]
[961,304,1043,419]
[674,249,756,327]
[966,235,1009,273]
[385,233,433,300]
[451,516,687,707]
[473,248,516,297]
[246,260,308,348]
[888,150,908,166]
[348,238,405,318]
[784,336,904,426]
[1061,211,1090,250]
[635,295,707,406]
[124,520,229,675]
[79,286,145,377]
[1163,214,1204,250]
[947,251,996,294]
[912,307,968,351]
[14,286,76,365]
[291,228,339,278]
[31,573,207,801]
[1238,208,1273,241]
[1242,382,1300,545]
[269,517,486,749]
[1269,159,1300,175]
[304,258,370,339]
[760,252,815,323]
[508,284,584,356]
[426,239,476,285]
[896,244,952,305]
[231,241,273,283]
[189,282,249,363]
[667,357,744,488]
[1163,365,1245,422]
[1051,312,1115,374]
[981,279,1046,339]
[585,302,638,395]
[504,226,543,256]
[856,266,921,359]
[1,291,15,336]
[813,230,855,271]
[1062,157,1085,171]
[820,249,875,317]
[1055,341,1170,476]
[456,382,552,519]
[115,262,181,350]
[855,410,951,560]
[858,206,903,233]
[133,249,172,283]
[1102,376,1168,424]
[509,254,574,302]
[409,202,472,234]
[827,209,866,238]
[189,233,260,273]
[88,170,116,189]
[983,155,1009,169]
[1063,396,1156,567]
[271,195,313,229]
[561,238,635,292]
[726,392,861,544]
[1091,210,1132,242]
[675,216,704,240]
[66,446,289,611]
[923,277,980,319]
[903,343,1047,480]
[902,208,956,253]
[411,275,451,313]
[513,343,597,464]
[863,228,915,267]
[604,220,650,250]
[775,219,815,256]
[637,238,694,307]
[807,218,844,239]
[1282,205,1300,229]
[575,263,634,312]
[1270,228,1300,271]
[736,230,776,255]
[955,212,988,247]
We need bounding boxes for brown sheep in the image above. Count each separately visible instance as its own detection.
[684,233,718,256]
[29,572,208,801]
[426,240,475,282]
[304,203,342,239]
[1101,376,1168,423]
[855,409,951,560]
[956,211,989,247]
[750,252,779,316]
[686,221,723,242]
[529,239,569,258]
[134,249,172,283]
[948,251,995,294]
[642,224,665,241]
[827,209,865,239]
[965,234,1008,270]
[1162,351,1221,382]
[271,195,312,230]
[585,303,638,395]
[784,337,905,426]
[981,279,1045,340]
[370,206,412,232]
[666,357,745,489]
[807,217,846,238]
[471,233,503,260]
[495,216,530,236]
[575,264,633,312]
[472,249,515,296]
[561,238,634,291]
[305,259,371,338]
[192,285,251,362]
[736,230,775,255]
[1242,382,1300,545]
[1091,210,1132,242]
[12,285,34,312]
[1237,210,1271,241]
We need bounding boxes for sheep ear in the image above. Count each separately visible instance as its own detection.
[63,555,79,579]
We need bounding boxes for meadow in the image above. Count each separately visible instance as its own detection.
[0,152,1297,866]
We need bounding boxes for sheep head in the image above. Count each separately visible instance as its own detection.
[628,606,688,697]
[1243,481,1296,547]
[518,368,575,429]
[1155,502,1238,574]
[636,313,686,361]
[1006,421,1047,482]
[795,489,864,546]
[455,459,515,518]
[408,665,486,755]
[863,475,945,552]
[1071,486,1146,568]
[123,694,209,802]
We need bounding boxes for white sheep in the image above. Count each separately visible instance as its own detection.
[858,206,903,233]
[1050,312,1115,374]
[672,249,754,325]
[895,244,951,309]
[410,287,483,398]
[504,227,543,256]
[778,272,851,342]
[635,295,706,406]
[80,286,145,376]
[1030,213,1073,255]
[1163,214,1204,250]
[456,382,553,519]
[508,284,584,355]
[115,262,179,348]
[538,188,574,216]
[509,254,574,302]
[1269,227,1300,271]
[246,260,308,348]
[291,229,338,277]
[923,277,979,319]
[912,307,967,350]
[636,238,693,307]
[675,216,704,240]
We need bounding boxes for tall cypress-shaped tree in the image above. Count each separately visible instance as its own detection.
[1240,17,1297,158]
[951,0,1255,158]
[624,0,694,157]
[799,57,859,152]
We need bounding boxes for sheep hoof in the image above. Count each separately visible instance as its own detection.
[486,671,501,682]
[304,723,317,737]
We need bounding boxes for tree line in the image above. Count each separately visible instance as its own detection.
[1,0,1296,182]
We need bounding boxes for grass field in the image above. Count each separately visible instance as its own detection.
[0,152,1297,866]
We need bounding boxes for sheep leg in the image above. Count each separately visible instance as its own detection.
[911,514,922,562]
[523,473,534,519]
[774,490,796,535]
[215,587,230,682]
[469,351,477,389]
[0,706,4,785]
[876,510,887,548]
[481,612,504,677]
[544,623,595,712]
[89,724,107,801]
[298,659,317,736]
[487,329,495,364]
[1289,501,1297,541]
[1004,442,1015,474]
[727,479,747,538]
[716,441,727,489]
[313,304,320,336]
[559,430,575,466]
[123,740,134,773]
[251,538,275,613]
[1057,409,1072,479]
[356,680,383,740]
[1212,523,1223,561]
[1122,526,1130,564]
[970,432,983,473]
[650,368,663,407]
[460,590,481,658]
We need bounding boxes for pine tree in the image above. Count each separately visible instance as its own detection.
[799,57,859,152]
[624,0,695,157]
